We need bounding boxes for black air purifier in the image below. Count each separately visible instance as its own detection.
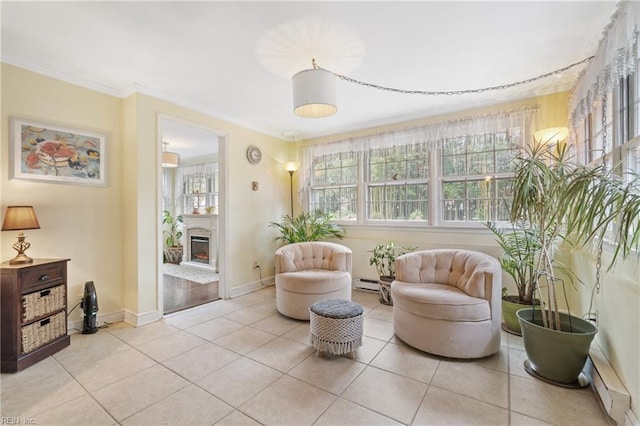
[81,281,99,334]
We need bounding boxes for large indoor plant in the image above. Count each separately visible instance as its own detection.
[269,209,345,244]
[485,221,541,335]
[368,242,415,305]
[510,140,640,386]
[163,210,184,264]
[485,220,578,335]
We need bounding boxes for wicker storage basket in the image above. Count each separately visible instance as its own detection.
[22,285,66,322]
[21,311,66,354]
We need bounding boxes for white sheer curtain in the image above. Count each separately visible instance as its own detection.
[570,1,639,127]
[162,168,177,214]
[298,107,538,210]
[174,162,218,215]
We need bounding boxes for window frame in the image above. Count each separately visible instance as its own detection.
[306,125,527,228]
[364,143,430,224]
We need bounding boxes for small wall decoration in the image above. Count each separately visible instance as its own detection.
[10,117,107,186]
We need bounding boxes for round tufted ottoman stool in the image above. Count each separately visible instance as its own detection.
[309,299,364,359]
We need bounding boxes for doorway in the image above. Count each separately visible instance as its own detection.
[158,116,226,314]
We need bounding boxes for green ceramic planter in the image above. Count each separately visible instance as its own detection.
[502,298,531,335]
[517,308,597,386]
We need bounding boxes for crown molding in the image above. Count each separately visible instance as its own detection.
[2,57,285,141]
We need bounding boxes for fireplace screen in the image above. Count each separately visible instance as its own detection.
[190,236,210,264]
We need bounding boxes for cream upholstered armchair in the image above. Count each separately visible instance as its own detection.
[391,249,502,359]
[274,242,352,320]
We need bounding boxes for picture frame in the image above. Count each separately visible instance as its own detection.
[9,117,107,186]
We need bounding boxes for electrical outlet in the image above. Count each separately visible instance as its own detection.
[585,312,598,325]
[253,261,259,269]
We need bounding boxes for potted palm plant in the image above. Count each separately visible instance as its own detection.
[485,221,541,335]
[486,220,579,335]
[369,242,416,305]
[163,210,184,264]
[510,140,640,386]
[268,209,345,243]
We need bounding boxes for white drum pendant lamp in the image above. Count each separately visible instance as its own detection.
[292,67,337,118]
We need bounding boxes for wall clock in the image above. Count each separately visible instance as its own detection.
[246,145,262,165]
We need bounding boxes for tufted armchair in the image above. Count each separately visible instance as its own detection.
[274,242,352,320]
[391,249,502,358]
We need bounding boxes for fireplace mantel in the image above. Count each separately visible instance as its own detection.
[182,214,218,271]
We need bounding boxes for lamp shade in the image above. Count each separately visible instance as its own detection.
[534,127,569,145]
[285,161,299,172]
[162,151,180,168]
[2,206,40,231]
[292,68,337,118]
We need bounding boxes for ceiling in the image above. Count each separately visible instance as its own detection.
[1,1,616,159]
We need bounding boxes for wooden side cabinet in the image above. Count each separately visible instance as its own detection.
[1,259,71,373]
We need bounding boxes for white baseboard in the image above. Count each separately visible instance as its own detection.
[67,310,124,334]
[123,309,162,327]
[229,276,275,298]
[625,409,639,426]
[585,343,631,425]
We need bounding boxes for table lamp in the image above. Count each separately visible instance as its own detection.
[2,206,40,265]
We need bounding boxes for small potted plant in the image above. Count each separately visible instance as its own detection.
[163,210,184,264]
[369,242,416,305]
[485,221,543,335]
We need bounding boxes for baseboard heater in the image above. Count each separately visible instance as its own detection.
[355,278,379,292]
[585,343,633,425]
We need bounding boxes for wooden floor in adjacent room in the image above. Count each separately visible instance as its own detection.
[163,274,219,314]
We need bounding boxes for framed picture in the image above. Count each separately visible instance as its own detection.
[9,117,107,186]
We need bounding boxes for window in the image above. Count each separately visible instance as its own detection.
[591,91,614,163]
[572,70,640,247]
[441,131,519,222]
[309,152,357,220]
[183,172,217,214]
[628,142,640,173]
[305,110,532,226]
[367,144,429,221]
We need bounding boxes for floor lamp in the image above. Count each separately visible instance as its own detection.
[285,162,298,216]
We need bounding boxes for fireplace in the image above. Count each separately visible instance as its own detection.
[181,214,218,271]
[190,236,210,264]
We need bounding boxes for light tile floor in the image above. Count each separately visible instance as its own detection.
[1,287,613,425]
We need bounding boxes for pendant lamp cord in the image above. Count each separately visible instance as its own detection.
[311,56,594,96]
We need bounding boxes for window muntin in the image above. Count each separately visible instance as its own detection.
[366,144,429,221]
[441,131,519,222]
[309,152,357,220]
[183,172,217,214]
[572,71,640,249]
[629,144,640,173]
[306,118,528,226]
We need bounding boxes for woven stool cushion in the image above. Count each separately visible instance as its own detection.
[310,299,363,319]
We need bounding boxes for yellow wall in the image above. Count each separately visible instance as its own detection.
[300,91,639,415]
[1,63,125,324]
[2,63,637,415]
[1,64,291,327]
[126,94,287,318]
[300,91,570,283]
[572,251,640,416]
